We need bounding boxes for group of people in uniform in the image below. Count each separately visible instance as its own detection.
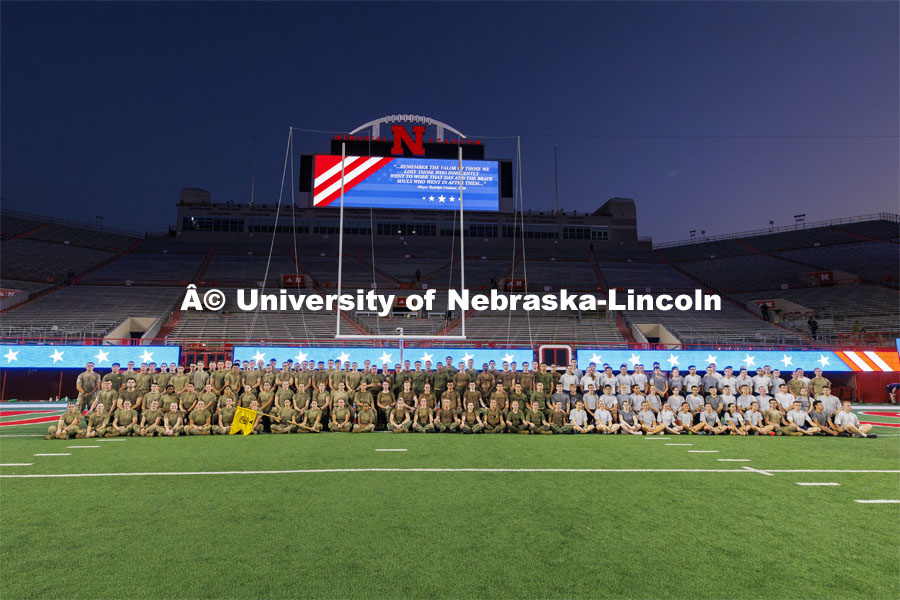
[46,356,876,439]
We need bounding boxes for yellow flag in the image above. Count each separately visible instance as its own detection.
[229,406,257,436]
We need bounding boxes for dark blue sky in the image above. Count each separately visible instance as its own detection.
[2,1,897,242]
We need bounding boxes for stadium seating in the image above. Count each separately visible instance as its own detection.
[80,254,205,284]
[0,286,181,340]
[2,210,897,350]
[775,242,899,286]
[677,254,829,292]
[1,238,116,283]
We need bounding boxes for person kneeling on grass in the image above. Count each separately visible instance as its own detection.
[786,400,820,436]
[434,399,460,432]
[505,400,528,433]
[161,402,184,436]
[460,401,484,433]
[618,400,642,435]
[524,400,546,433]
[694,403,727,435]
[82,402,110,439]
[213,397,237,434]
[657,402,682,435]
[47,402,83,440]
[543,400,573,434]
[764,399,795,436]
[593,401,620,434]
[744,401,774,436]
[834,401,876,438]
[722,404,748,436]
[353,401,377,433]
[329,398,353,432]
[412,398,435,433]
[139,399,163,437]
[808,400,838,437]
[108,400,139,437]
[186,399,212,435]
[482,398,505,433]
[297,399,323,433]
[569,400,594,433]
[638,400,665,435]
[271,398,298,434]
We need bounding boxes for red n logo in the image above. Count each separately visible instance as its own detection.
[391,125,425,155]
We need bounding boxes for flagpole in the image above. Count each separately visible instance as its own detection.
[336,142,346,337]
[458,145,465,339]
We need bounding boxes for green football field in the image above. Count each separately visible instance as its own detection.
[2,412,899,599]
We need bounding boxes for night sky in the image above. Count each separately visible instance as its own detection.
[2,1,897,243]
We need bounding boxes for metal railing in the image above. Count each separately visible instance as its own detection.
[1,208,145,238]
[653,213,899,249]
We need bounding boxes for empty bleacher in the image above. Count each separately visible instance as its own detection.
[733,285,899,343]
[1,238,116,283]
[80,254,205,284]
[677,254,826,292]
[775,242,899,286]
[598,261,697,292]
[0,286,180,339]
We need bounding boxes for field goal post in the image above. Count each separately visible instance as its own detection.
[333,138,468,342]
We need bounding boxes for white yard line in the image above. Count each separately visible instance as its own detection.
[854,500,900,504]
[1,468,897,479]
[0,463,32,466]
[94,439,126,442]
[0,434,44,438]
[67,445,100,449]
[375,449,407,452]
[665,443,692,446]
[688,450,719,453]
[717,459,751,462]
[742,466,774,476]
[644,437,670,440]
[796,482,839,486]
[33,453,70,457]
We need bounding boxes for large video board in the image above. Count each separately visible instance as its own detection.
[312,155,499,211]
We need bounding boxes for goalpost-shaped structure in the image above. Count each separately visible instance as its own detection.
[332,115,469,342]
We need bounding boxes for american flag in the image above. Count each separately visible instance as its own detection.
[313,155,394,207]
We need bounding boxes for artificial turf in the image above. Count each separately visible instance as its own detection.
[1,417,898,599]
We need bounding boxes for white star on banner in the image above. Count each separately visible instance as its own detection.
[449,196,456,202]
[140,350,154,363]
[294,350,308,363]
[94,350,110,364]
[781,354,793,367]
[502,353,515,364]
[379,352,392,365]
[252,351,266,363]
[705,355,717,365]
[743,354,756,368]
[438,196,446,203]
[462,352,474,363]
[4,348,19,363]
[666,354,679,367]
[50,349,65,363]
[338,351,351,363]
[428,196,435,201]
[589,353,603,365]
[419,352,433,363]
[628,354,641,366]
[818,354,830,368]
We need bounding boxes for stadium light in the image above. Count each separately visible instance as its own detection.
[794,214,806,224]
[689,230,696,238]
